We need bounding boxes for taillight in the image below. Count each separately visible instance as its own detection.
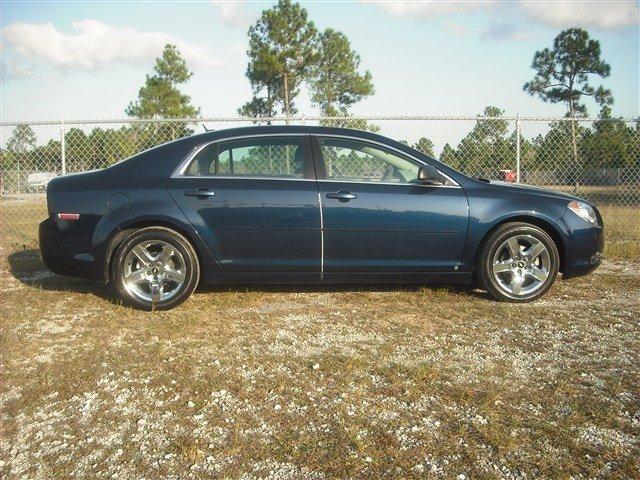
[57,213,80,221]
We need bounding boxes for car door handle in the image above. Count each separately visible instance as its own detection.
[325,191,357,202]
[184,189,215,198]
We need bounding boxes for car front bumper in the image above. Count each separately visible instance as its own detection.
[557,211,605,280]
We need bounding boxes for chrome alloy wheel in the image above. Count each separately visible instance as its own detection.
[491,234,551,297]
[122,240,187,303]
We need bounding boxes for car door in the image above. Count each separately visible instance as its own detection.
[313,135,469,273]
[167,134,321,274]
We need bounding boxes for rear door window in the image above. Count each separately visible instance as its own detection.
[185,136,307,179]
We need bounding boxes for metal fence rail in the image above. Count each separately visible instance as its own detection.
[1,115,639,245]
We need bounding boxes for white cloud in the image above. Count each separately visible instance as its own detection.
[2,57,35,80]
[365,0,638,31]
[361,0,498,18]
[481,21,533,41]
[1,19,222,76]
[519,0,640,30]
[211,0,250,27]
[441,21,471,36]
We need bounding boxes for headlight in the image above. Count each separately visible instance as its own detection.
[567,201,598,225]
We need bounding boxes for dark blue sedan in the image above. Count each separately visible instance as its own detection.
[39,126,604,310]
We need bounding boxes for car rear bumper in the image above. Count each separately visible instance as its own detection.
[39,218,101,280]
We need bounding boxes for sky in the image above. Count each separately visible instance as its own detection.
[1,0,639,123]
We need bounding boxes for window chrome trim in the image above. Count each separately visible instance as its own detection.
[171,174,315,182]
[171,131,460,188]
[316,179,461,189]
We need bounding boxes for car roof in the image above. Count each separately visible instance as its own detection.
[190,124,394,144]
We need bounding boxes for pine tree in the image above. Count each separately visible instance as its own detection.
[524,28,613,188]
[240,0,317,119]
[309,28,373,117]
[126,44,200,119]
[7,125,36,153]
[413,137,435,157]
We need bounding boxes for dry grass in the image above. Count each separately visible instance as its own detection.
[1,208,639,478]
[599,206,640,261]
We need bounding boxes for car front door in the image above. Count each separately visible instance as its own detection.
[314,135,469,274]
[167,134,321,274]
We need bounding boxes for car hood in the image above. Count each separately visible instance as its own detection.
[486,180,587,203]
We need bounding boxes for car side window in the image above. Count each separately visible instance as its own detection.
[319,137,421,184]
[184,136,305,178]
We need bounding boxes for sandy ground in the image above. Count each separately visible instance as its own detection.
[1,249,639,479]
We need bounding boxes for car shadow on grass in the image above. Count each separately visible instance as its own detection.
[6,248,489,303]
[6,248,116,303]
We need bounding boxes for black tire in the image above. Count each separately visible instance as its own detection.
[112,227,200,310]
[476,222,559,302]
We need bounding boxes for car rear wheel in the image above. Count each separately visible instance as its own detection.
[477,222,559,302]
[112,227,199,310]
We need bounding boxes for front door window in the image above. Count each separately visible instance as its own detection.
[319,137,420,184]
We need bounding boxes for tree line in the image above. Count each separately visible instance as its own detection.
[4,104,636,179]
[433,106,639,175]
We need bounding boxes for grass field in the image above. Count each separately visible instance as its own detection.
[1,196,639,478]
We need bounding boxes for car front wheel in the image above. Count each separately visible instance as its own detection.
[112,227,200,310]
[477,222,559,302]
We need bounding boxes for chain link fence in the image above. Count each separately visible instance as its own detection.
[1,115,639,245]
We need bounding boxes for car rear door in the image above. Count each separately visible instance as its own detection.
[167,134,321,274]
[313,135,469,274]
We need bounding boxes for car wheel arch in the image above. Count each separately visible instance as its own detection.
[103,218,204,283]
[477,215,566,274]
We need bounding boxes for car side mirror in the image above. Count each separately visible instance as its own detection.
[417,165,444,185]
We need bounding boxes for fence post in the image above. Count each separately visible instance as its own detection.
[515,114,521,183]
[60,120,66,175]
